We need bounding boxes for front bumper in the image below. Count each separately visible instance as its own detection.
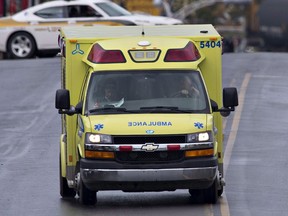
[80,157,217,191]
[0,28,10,52]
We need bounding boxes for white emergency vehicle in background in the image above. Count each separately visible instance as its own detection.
[0,0,182,59]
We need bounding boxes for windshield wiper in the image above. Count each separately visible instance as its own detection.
[89,106,134,113]
[139,106,191,113]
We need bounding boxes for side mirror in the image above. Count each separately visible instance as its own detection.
[55,89,70,110]
[223,87,238,108]
[211,87,238,117]
[55,89,77,115]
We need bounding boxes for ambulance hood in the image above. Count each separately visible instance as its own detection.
[88,113,211,135]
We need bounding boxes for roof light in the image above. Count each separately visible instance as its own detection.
[87,43,126,63]
[129,50,160,62]
[164,41,201,62]
[209,37,218,41]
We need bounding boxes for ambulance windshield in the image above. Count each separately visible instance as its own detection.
[86,70,210,114]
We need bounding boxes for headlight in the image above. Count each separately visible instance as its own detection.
[86,133,112,144]
[187,131,212,142]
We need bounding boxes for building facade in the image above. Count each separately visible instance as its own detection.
[0,0,49,17]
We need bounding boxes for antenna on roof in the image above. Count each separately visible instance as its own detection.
[141,26,145,36]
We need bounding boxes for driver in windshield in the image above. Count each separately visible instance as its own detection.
[172,75,200,97]
[94,81,118,108]
[101,82,118,102]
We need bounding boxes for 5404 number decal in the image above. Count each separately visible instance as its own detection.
[200,41,221,48]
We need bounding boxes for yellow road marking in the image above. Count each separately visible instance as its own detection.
[206,204,213,215]
[224,73,251,172]
[220,73,251,216]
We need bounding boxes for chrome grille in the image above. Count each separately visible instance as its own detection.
[115,151,184,163]
[113,135,186,144]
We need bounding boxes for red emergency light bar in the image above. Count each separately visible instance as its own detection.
[164,41,201,62]
[87,43,126,63]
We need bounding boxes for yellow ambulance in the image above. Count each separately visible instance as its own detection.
[55,24,238,205]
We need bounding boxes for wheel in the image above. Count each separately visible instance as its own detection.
[189,189,205,204]
[203,179,218,204]
[79,177,97,205]
[60,176,76,198]
[59,155,76,198]
[189,179,218,204]
[7,32,36,59]
[171,90,192,98]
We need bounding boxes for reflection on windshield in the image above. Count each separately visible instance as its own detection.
[95,2,131,16]
[86,70,210,114]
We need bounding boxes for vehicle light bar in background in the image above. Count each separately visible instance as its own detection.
[164,41,201,62]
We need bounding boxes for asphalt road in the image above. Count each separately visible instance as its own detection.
[0,53,288,216]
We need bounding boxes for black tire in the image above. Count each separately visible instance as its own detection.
[189,189,205,204]
[7,32,36,59]
[203,179,218,204]
[59,155,76,198]
[79,177,97,205]
[189,179,218,204]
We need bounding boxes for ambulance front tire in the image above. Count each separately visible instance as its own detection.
[7,32,36,59]
[79,177,97,205]
[189,179,218,204]
[203,179,218,204]
[60,176,76,198]
[189,189,205,204]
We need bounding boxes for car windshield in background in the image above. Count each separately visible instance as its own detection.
[34,6,65,18]
[95,2,131,16]
[86,70,210,114]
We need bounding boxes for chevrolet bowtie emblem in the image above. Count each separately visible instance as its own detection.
[141,143,159,152]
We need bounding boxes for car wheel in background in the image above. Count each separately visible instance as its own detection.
[7,32,36,59]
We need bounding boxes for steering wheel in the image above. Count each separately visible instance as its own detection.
[170,90,192,98]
